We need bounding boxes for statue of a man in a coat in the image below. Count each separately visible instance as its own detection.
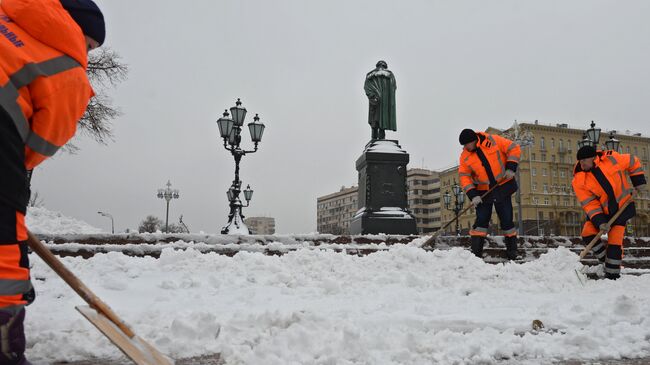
[364,60,397,140]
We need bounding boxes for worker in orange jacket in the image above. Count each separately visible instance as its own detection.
[0,0,104,363]
[458,129,521,259]
[572,145,647,280]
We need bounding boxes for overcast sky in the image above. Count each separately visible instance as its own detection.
[31,0,650,234]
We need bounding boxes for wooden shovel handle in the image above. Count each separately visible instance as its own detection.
[421,182,502,248]
[27,231,135,338]
[579,197,634,259]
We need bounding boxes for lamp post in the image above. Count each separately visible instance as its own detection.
[578,120,601,149]
[605,130,620,152]
[97,211,114,234]
[443,181,465,236]
[216,98,266,234]
[514,128,534,236]
[157,180,179,233]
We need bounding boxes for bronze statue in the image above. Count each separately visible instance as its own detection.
[364,60,397,140]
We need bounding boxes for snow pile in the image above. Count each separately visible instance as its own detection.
[26,206,103,235]
[24,245,650,364]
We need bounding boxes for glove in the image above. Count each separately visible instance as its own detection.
[634,184,646,195]
[471,196,482,207]
[504,169,516,179]
[599,222,610,232]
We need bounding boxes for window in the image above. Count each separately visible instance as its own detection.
[539,211,544,219]
[626,146,631,154]
[560,170,566,178]
[552,169,557,177]
[544,197,549,205]
[559,139,564,149]
[532,168,537,176]
[552,155,556,162]
[540,137,546,149]
[532,183,537,191]
[541,154,547,162]
[533,197,539,204]
[551,138,555,148]
[643,148,648,160]
[542,168,547,176]
[634,147,638,156]
[532,153,536,161]
[543,183,548,193]
[549,212,554,219]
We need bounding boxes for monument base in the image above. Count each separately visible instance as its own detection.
[348,139,417,235]
[350,208,417,235]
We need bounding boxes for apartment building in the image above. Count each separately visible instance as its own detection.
[244,216,276,235]
[316,186,358,234]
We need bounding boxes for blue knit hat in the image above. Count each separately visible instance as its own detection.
[60,0,105,46]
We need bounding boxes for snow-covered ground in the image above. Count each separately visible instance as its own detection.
[26,206,103,235]
[23,208,650,364]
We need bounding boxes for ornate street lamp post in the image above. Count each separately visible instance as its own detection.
[97,211,114,234]
[586,120,601,147]
[605,130,620,152]
[444,182,465,236]
[514,128,533,236]
[578,120,601,149]
[157,180,179,233]
[216,98,266,234]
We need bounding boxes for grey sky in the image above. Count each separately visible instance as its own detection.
[32,0,650,234]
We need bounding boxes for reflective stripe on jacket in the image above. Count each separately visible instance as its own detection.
[459,132,521,198]
[572,150,647,228]
[0,0,93,170]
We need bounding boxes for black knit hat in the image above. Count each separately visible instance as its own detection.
[577,145,597,160]
[459,129,478,145]
[60,0,105,46]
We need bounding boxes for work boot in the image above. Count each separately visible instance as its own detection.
[504,236,518,260]
[470,236,484,258]
[604,245,622,280]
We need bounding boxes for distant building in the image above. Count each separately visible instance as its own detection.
[317,186,358,234]
[244,217,276,235]
[316,168,442,234]
[407,168,442,234]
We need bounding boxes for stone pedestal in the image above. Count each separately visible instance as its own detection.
[349,140,417,235]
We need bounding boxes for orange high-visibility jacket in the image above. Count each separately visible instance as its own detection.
[0,0,93,170]
[0,0,92,312]
[572,150,646,228]
[459,132,521,198]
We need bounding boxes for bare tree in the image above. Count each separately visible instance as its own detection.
[166,223,186,234]
[64,47,128,151]
[138,215,163,233]
[28,191,44,207]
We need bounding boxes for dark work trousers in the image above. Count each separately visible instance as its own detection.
[473,197,515,233]
[0,309,29,365]
[0,108,31,365]
[0,107,29,214]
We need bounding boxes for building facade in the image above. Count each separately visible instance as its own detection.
[316,186,358,234]
[440,121,650,236]
[317,168,442,234]
[406,169,442,234]
[244,217,276,235]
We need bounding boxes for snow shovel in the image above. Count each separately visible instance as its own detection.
[574,196,634,285]
[27,232,174,365]
[421,182,501,249]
